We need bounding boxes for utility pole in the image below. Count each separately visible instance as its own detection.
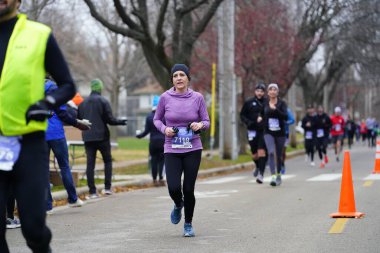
[217,0,237,159]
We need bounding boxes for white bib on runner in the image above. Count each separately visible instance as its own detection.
[171,127,193,149]
[0,135,21,171]
[305,131,313,139]
[248,130,256,141]
[317,129,324,138]
[268,118,280,131]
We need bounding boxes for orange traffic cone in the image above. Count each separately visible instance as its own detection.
[330,151,365,218]
[372,140,380,174]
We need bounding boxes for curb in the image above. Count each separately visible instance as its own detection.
[52,149,305,202]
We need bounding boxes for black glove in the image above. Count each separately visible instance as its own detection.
[136,134,142,139]
[25,99,53,124]
[118,119,128,125]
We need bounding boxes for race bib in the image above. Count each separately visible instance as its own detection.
[305,131,313,139]
[335,124,341,131]
[248,130,256,141]
[171,127,193,149]
[0,135,21,171]
[317,129,324,138]
[268,118,280,131]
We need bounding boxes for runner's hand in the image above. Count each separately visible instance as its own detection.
[189,122,203,132]
[165,127,176,137]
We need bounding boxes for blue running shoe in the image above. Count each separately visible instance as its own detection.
[280,165,286,175]
[170,203,183,224]
[183,223,195,237]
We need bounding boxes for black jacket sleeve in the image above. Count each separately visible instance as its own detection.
[240,101,253,127]
[276,101,288,121]
[45,34,76,108]
[55,106,77,126]
[102,98,124,125]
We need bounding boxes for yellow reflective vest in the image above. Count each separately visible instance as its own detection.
[0,14,51,136]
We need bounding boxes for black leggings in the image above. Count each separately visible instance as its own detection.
[149,140,164,180]
[6,188,15,220]
[165,150,202,223]
[316,137,327,160]
[0,132,52,253]
[305,139,315,162]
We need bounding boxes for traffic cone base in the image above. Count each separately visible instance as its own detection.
[330,151,365,219]
[330,211,364,218]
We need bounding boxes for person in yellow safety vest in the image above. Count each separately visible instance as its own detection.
[0,1,76,252]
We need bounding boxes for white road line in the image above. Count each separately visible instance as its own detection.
[157,190,239,199]
[249,174,296,183]
[199,176,247,184]
[307,174,341,181]
[363,174,380,180]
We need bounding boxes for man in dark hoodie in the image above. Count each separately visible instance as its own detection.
[77,79,127,199]
[240,83,267,184]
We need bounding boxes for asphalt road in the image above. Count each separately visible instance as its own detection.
[7,144,380,253]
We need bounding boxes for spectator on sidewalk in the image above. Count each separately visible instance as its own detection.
[78,79,127,199]
[136,96,165,186]
[44,79,91,214]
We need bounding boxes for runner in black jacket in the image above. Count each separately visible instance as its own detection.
[301,106,317,166]
[240,83,267,184]
[315,105,332,167]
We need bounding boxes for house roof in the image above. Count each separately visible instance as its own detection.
[131,79,164,95]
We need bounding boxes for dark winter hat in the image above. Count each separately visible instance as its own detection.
[255,83,266,91]
[91,79,103,92]
[171,64,191,80]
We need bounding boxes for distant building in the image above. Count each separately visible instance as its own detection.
[120,79,163,136]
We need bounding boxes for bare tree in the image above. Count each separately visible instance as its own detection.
[296,0,380,114]
[20,0,56,20]
[83,0,224,89]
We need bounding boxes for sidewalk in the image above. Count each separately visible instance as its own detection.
[52,150,304,202]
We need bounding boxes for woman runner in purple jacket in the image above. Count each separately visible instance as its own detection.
[154,64,210,237]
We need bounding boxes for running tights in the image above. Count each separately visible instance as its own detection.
[304,139,315,162]
[165,150,202,223]
[264,135,286,175]
[316,138,327,160]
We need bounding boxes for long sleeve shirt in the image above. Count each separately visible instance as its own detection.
[153,88,210,153]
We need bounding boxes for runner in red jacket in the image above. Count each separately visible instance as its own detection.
[330,107,345,162]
